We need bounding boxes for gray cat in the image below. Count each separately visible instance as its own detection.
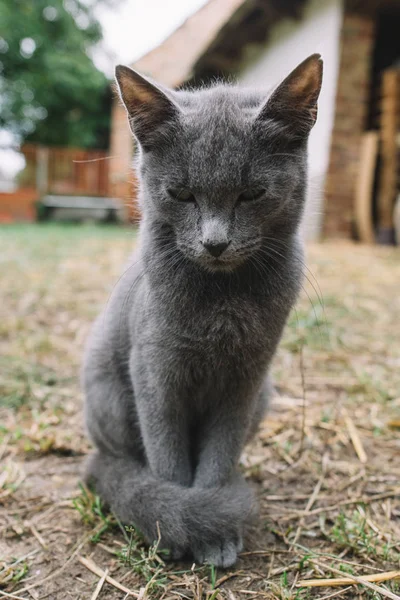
[83,54,323,567]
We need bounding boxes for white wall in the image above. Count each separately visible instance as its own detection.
[239,0,343,240]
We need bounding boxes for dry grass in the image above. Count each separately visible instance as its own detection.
[0,223,399,600]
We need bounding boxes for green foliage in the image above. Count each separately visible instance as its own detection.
[0,0,115,148]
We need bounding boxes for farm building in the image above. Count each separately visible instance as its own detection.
[109,0,400,242]
[2,0,400,241]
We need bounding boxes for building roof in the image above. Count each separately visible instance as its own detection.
[131,0,307,87]
[132,0,247,87]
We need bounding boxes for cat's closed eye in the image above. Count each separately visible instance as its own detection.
[237,189,265,203]
[168,188,196,203]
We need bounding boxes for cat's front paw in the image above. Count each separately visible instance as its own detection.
[165,545,187,562]
[192,532,243,568]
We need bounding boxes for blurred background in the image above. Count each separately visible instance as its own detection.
[1,0,400,244]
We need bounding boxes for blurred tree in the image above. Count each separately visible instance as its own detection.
[0,0,117,149]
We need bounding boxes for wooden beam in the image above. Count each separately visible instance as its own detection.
[36,146,49,197]
[354,131,378,243]
[377,69,399,242]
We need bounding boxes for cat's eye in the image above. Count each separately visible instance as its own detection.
[168,188,196,203]
[237,189,265,203]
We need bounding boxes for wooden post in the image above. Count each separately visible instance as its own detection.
[36,146,49,197]
[354,131,378,244]
[377,69,399,243]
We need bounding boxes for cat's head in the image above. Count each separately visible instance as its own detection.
[115,55,323,272]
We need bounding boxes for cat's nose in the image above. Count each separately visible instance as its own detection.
[202,240,230,258]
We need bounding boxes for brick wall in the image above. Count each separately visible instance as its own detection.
[0,188,38,222]
[323,3,376,238]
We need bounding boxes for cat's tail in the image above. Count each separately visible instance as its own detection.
[85,451,253,567]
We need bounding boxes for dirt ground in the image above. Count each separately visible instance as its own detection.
[1,223,399,600]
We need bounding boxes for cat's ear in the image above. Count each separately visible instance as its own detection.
[257,54,323,136]
[115,65,180,149]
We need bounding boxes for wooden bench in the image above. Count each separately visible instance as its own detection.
[38,195,125,223]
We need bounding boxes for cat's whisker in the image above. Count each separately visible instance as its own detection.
[253,243,326,345]
[260,236,325,313]
[263,152,303,160]
[115,243,186,352]
[103,255,144,327]
[261,247,324,327]
[262,240,324,308]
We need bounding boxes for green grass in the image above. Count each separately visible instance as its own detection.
[117,526,169,595]
[0,558,29,587]
[116,529,218,599]
[72,483,117,543]
[0,222,133,238]
[283,294,348,353]
[349,370,393,404]
[329,511,400,563]
[0,223,135,270]
[0,357,61,411]
[1,227,400,598]
[266,577,311,600]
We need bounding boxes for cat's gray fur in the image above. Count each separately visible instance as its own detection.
[83,54,323,567]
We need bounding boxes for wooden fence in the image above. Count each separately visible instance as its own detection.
[0,144,113,222]
[20,144,110,197]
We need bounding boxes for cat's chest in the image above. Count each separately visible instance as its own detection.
[167,294,267,354]
[202,301,261,344]
[135,290,279,402]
